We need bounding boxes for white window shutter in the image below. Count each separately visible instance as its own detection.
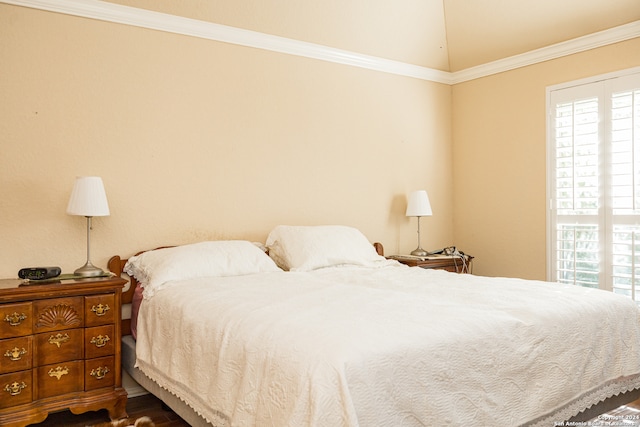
[548,69,640,302]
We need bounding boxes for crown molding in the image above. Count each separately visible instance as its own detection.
[2,0,638,85]
[450,20,640,84]
[0,0,453,84]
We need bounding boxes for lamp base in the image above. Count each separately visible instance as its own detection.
[410,247,430,257]
[74,262,104,277]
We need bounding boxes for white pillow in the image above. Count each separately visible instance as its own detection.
[124,240,281,299]
[266,225,385,271]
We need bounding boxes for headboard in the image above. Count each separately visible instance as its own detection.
[107,254,136,336]
[374,242,384,256]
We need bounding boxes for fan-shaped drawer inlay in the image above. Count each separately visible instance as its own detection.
[35,298,83,332]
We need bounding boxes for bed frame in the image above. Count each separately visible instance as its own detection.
[107,243,640,426]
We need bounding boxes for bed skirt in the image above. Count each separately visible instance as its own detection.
[121,335,213,427]
[122,335,640,426]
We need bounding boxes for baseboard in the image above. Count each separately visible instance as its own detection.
[125,384,149,398]
[122,369,149,398]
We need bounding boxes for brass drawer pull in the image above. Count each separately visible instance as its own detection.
[4,381,27,396]
[48,333,70,348]
[90,334,110,348]
[3,347,27,361]
[90,304,110,317]
[4,312,27,326]
[48,366,69,380]
[90,366,110,380]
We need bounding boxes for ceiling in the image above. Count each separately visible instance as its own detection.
[443,0,640,71]
[106,0,640,72]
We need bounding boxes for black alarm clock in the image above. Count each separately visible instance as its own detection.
[18,267,62,280]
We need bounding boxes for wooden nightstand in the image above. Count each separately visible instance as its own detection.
[388,254,473,273]
[0,275,128,427]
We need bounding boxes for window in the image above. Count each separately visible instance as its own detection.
[547,68,640,302]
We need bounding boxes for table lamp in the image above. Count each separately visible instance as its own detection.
[66,176,110,277]
[406,190,432,256]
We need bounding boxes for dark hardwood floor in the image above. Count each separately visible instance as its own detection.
[25,393,640,426]
[31,394,189,427]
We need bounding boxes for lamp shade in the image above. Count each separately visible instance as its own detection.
[66,176,110,217]
[406,190,432,217]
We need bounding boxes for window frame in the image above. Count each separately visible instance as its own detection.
[546,66,640,293]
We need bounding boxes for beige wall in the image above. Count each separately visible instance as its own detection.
[0,4,453,278]
[452,38,640,279]
[3,4,638,281]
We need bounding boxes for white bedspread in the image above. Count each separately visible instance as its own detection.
[135,265,640,426]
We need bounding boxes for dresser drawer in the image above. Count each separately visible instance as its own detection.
[85,325,114,359]
[33,297,84,334]
[85,294,115,327]
[0,302,33,339]
[36,360,83,399]
[0,370,33,409]
[0,336,32,374]
[85,356,114,391]
[35,329,83,366]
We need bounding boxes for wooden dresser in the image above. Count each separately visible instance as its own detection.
[0,276,128,427]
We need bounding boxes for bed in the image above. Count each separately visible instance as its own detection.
[108,225,640,426]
